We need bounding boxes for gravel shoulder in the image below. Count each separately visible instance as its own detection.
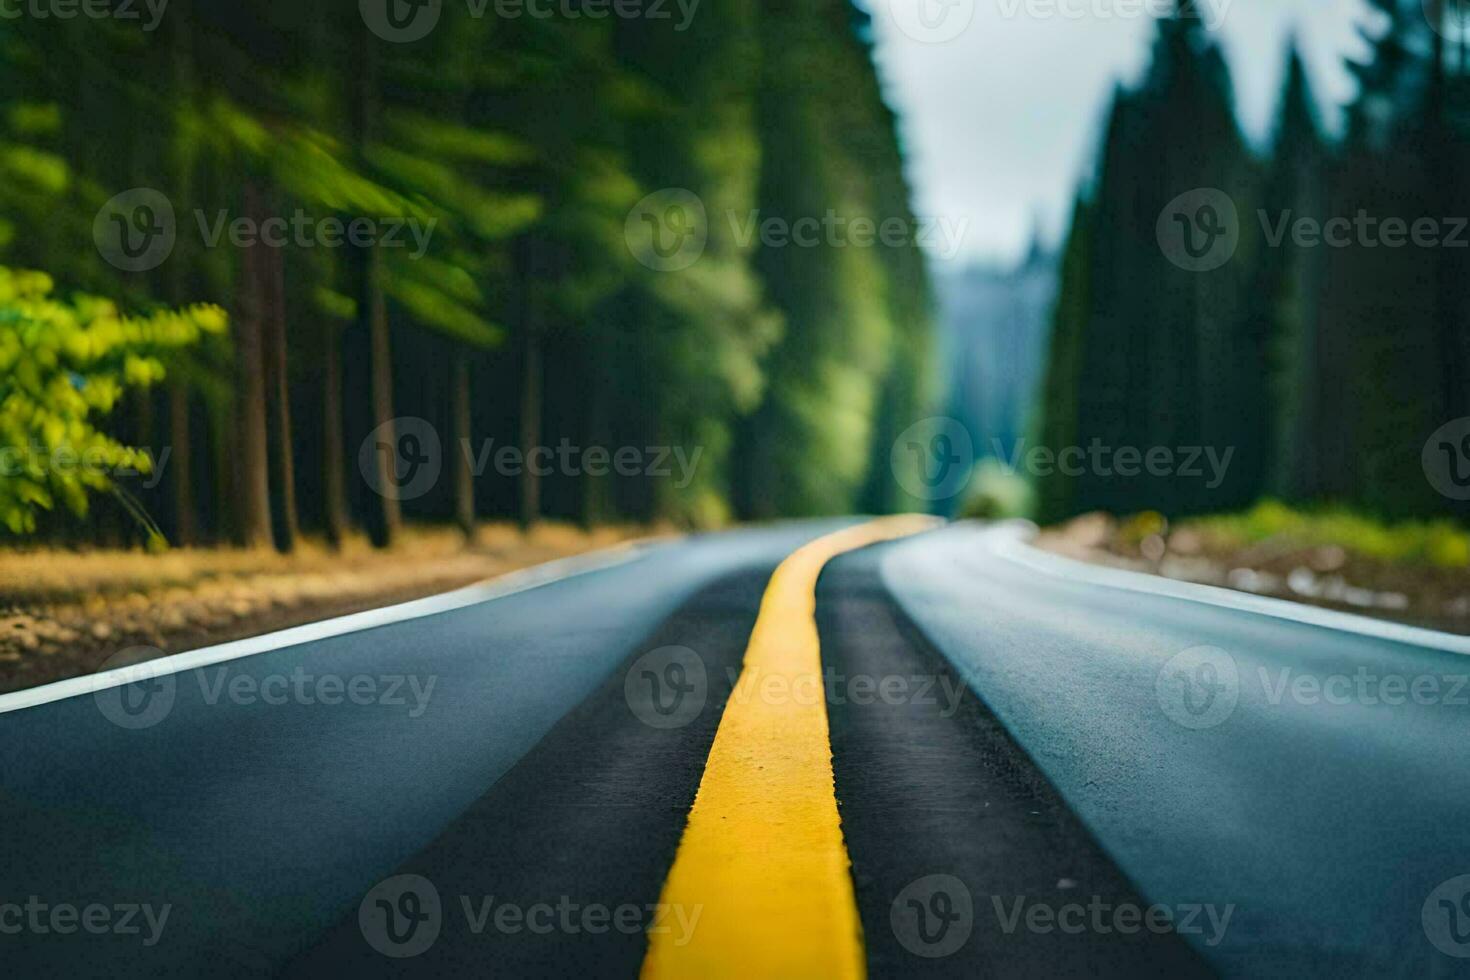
[1036,512,1470,637]
[0,522,663,695]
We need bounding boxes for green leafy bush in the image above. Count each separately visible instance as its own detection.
[0,267,225,535]
[1189,500,1470,569]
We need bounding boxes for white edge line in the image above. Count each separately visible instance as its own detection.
[0,541,655,717]
[982,520,1470,656]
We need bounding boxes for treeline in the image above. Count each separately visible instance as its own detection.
[0,0,931,550]
[1036,0,1470,525]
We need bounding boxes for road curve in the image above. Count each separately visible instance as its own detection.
[883,523,1470,978]
[3,519,1468,977]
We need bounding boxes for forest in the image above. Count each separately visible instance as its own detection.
[0,0,933,551]
[1035,0,1470,527]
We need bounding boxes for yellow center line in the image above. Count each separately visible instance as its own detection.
[641,516,936,979]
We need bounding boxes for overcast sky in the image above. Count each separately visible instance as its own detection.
[866,0,1377,266]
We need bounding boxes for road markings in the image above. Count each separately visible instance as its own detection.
[0,543,650,717]
[641,516,936,979]
[987,521,1470,656]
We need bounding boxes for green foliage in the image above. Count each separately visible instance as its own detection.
[0,267,225,534]
[1036,1,1469,526]
[957,460,1036,521]
[0,0,933,540]
[1190,500,1470,569]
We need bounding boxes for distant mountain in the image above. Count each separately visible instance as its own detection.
[936,241,1059,507]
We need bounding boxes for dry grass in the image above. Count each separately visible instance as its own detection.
[0,521,669,692]
[1037,508,1470,635]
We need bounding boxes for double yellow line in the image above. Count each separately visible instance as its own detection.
[642,517,934,979]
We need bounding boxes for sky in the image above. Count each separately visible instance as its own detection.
[865,0,1379,266]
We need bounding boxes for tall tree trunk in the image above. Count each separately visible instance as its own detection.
[517,239,544,530]
[364,247,401,548]
[519,324,543,530]
[453,356,476,541]
[322,325,349,549]
[234,182,273,549]
[262,212,299,553]
[165,0,197,547]
[169,383,196,546]
[581,350,611,528]
[354,23,400,549]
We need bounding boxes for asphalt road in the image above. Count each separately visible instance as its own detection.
[3,520,1468,977]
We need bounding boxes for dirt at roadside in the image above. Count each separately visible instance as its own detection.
[1036,513,1470,636]
[0,522,666,695]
